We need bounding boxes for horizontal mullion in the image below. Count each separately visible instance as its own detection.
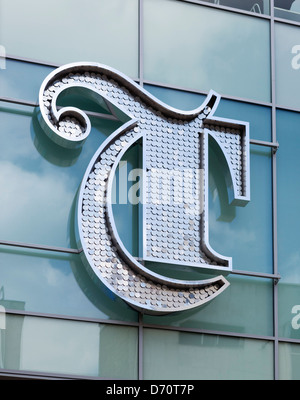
[142,321,275,342]
[278,337,300,344]
[0,97,118,121]
[274,16,300,28]
[6,54,60,68]
[0,240,280,282]
[250,138,279,149]
[4,308,140,328]
[0,239,82,255]
[135,258,280,280]
[276,103,300,113]
[5,54,141,84]
[231,268,280,281]
[0,97,37,107]
[0,368,110,380]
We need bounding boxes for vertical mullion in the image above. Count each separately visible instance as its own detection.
[138,313,144,380]
[138,0,144,381]
[138,0,144,87]
[270,0,279,381]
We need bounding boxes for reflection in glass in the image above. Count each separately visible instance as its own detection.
[275,23,300,110]
[0,102,122,248]
[209,144,273,273]
[274,0,300,22]
[0,246,138,322]
[279,342,300,380]
[0,315,138,378]
[0,59,55,103]
[144,329,273,380]
[0,0,139,79]
[204,0,269,14]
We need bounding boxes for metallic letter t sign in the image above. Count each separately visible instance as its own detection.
[39,62,250,315]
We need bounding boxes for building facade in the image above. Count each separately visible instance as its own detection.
[0,0,300,380]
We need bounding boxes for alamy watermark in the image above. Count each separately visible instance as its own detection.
[0,45,6,70]
[106,163,205,215]
[291,305,300,330]
[292,45,300,70]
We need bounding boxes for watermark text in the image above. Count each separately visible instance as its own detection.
[106,164,204,215]
[291,305,300,330]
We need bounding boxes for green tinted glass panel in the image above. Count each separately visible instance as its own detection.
[0,0,138,79]
[143,329,273,380]
[0,59,55,103]
[275,23,300,109]
[145,85,272,141]
[202,0,270,14]
[144,275,273,337]
[0,102,123,248]
[0,315,138,378]
[209,144,273,273]
[144,0,271,102]
[274,1,300,23]
[0,246,138,322]
[277,109,300,339]
[279,342,300,380]
[277,109,300,279]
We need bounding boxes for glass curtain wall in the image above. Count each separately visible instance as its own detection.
[0,0,299,380]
